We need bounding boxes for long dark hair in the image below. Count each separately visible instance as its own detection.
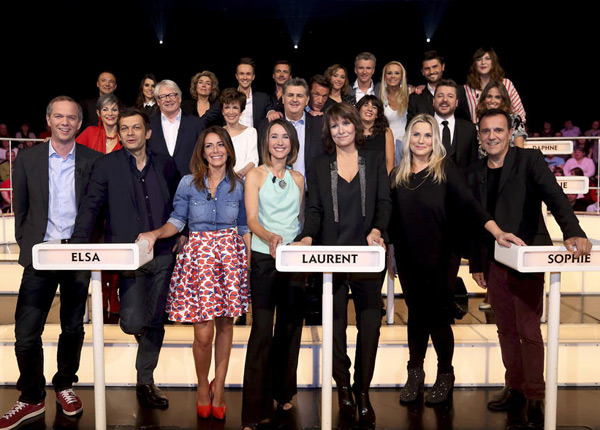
[356,95,389,136]
[135,74,157,108]
[190,126,238,193]
[322,102,365,154]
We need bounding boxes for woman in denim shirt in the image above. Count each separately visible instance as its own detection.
[138,126,250,420]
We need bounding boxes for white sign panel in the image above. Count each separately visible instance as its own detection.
[276,245,385,273]
[556,176,589,194]
[494,243,600,273]
[525,140,573,155]
[32,240,153,271]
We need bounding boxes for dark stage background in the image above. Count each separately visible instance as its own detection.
[1,0,597,134]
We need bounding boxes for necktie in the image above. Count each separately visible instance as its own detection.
[442,120,451,150]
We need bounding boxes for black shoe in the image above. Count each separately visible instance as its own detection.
[487,386,525,412]
[354,390,375,429]
[425,372,454,405]
[525,399,544,429]
[136,384,169,408]
[399,368,425,403]
[336,386,355,417]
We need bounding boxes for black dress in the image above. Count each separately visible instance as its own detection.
[390,160,490,371]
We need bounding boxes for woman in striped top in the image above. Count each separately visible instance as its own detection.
[464,48,525,125]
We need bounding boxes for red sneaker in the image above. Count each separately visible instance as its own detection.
[55,389,83,416]
[0,401,45,430]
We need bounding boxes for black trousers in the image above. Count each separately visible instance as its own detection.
[332,272,382,392]
[14,266,90,404]
[118,253,175,384]
[242,251,305,424]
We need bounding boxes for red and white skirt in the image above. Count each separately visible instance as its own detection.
[166,228,249,322]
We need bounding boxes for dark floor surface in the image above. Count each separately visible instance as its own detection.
[0,386,598,430]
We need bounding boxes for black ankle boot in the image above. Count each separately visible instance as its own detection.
[354,389,375,429]
[487,386,525,411]
[525,399,544,428]
[425,372,455,405]
[336,385,355,417]
[399,368,425,403]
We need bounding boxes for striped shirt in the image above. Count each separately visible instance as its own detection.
[464,78,526,124]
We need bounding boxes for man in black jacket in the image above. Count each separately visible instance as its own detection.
[72,108,181,409]
[467,109,591,429]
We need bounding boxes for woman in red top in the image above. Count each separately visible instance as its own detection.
[76,93,122,314]
[77,94,122,154]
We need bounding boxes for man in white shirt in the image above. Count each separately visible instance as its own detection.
[148,80,204,175]
[349,52,380,104]
[235,58,271,128]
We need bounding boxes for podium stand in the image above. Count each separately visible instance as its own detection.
[494,242,600,430]
[32,240,153,430]
[276,245,385,430]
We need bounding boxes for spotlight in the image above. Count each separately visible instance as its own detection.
[426,38,431,43]
[159,39,163,44]
[294,44,298,49]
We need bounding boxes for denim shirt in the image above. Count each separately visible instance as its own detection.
[168,174,249,236]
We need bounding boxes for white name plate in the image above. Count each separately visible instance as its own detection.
[556,176,589,194]
[525,140,573,155]
[494,243,600,273]
[32,240,153,271]
[276,245,385,273]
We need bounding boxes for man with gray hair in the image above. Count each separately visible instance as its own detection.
[349,52,380,103]
[148,79,205,176]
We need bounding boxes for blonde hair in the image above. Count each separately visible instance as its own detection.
[379,61,409,115]
[391,113,446,188]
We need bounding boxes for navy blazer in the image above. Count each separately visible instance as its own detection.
[467,146,586,272]
[12,142,101,267]
[147,111,205,176]
[71,149,180,245]
[447,117,478,171]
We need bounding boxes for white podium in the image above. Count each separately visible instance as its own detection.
[276,245,385,430]
[32,240,153,430]
[494,242,600,430]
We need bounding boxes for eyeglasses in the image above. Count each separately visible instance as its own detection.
[157,92,179,101]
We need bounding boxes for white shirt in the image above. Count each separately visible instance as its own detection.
[287,112,306,178]
[434,113,456,145]
[161,109,182,156]
[352,80,375,103]
[239,89,254,127]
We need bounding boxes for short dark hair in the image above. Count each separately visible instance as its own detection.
[322,102,365,153]
[118,107,151,132]
[273,60,292,73]
[309,74,330,90]
[434,79,459,95]
[422,50,445,66]
[237,57,255,73]
[219,88,247,112]
[477,108,512,131]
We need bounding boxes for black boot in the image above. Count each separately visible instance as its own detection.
[353,390,375,429]
[525,399,544,429]
[336,385,355,418]
[399,368,425,403]
[425,372,454,405]
[487,386,525,412]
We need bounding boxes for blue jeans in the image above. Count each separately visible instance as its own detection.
[14,266,90,403]
[118,253,175,384]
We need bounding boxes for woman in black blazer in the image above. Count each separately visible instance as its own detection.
[296,102,391,429]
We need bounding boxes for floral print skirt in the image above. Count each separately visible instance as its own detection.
[166,228,249,322]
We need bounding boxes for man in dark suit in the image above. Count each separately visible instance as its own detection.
[235,58,271,128]
[433,79,478,171]
[308,74,335,115]
[147,79,204,176]
[71,108,180,409]
[407,51,470,123]
[269,60,292,114]
[348,52,381,104]
[1,97,101,429]
[81,71,118,128]
[467,109,591,429]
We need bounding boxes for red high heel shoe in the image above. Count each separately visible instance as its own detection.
[197,385,211,419]
[210,380,226,420]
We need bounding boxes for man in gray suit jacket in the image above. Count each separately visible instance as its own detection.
[1,96,101,429]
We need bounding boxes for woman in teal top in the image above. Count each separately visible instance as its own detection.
[241,119,305,429]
